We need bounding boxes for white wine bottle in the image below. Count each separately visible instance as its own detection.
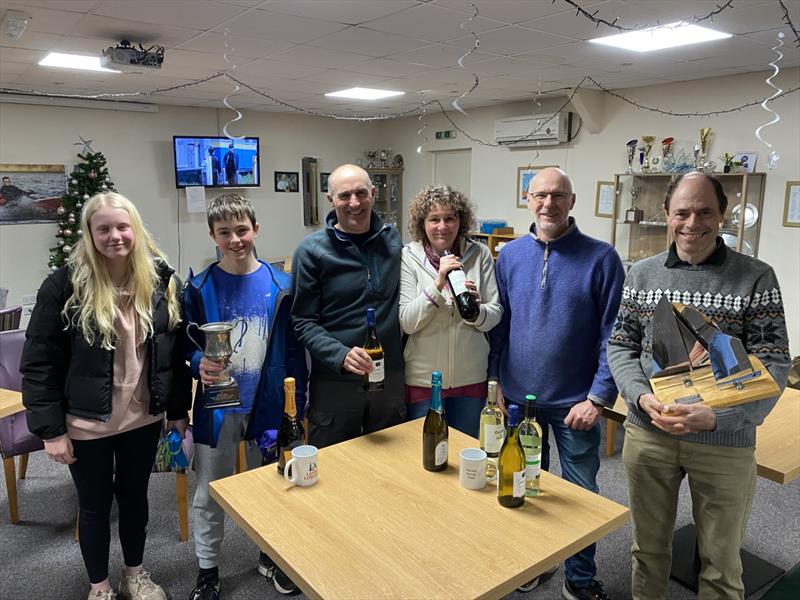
[479,380,505,458]
[518,394,542,497]
[362,307,384,391]
[422,371,448,472]
[497,404,526,508]
[442,250,479,321]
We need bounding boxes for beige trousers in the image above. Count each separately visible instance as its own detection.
[622,421,756,600]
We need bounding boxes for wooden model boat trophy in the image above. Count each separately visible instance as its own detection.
[649,296,779,408]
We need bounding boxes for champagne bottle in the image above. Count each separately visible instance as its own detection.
[479,380,505,458]
[422,371,449,472]
[519,394,543,497]
[497,404,526,508]
[277,377,305,475]
[442,250,480,321]
[362,307,384,392]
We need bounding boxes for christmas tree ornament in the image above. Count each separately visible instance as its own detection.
[68,217,76,225]
[89,170,97,179]
[77,229,83,236]
[63,228,73,236]
[83,193,90,200]
[63,245,72,254]
[57,206,66,215]
[76,202,82,209]
[50,265,59,272]
[101,183,108,189]
[71,178,78,185]
[58,240,65,247]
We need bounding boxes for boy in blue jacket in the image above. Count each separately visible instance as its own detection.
[181,193,307,600]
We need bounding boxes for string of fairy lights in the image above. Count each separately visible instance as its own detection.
[0,0,798,153]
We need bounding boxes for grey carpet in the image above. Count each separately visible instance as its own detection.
[1,420,798,600]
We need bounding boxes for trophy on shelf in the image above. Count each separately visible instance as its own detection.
[187,319,248,409]
[624,186,643,224]
[661,137,675,172]
[625,139,638,173]
[692,144,702,170]
[648,297,780,409]
[698,128,712,169]
[641,136,656,172]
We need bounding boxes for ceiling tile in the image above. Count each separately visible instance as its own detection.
[92,0,245,30]
[264,1,418,25]
[308,26,430,56]
[0,31,63,52]
[235,58,325,81]
[449,25,574,55]
[389,43,498,69]
[520,1,659,42]
[297,67,391,86]
[222,8,348,43]
[431,0,571,25]
[11,1,98,11]
[2,2,87,34]
[0,61,31,79]
[68,15,202,46]
[268,46,373,68]
[365,3,497,43]
[175,32,292,59]
[0,46,46,63]
[340,57,440,77]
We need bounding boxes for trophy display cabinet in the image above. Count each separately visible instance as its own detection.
[610,172,766,268]
[366,167,403,233]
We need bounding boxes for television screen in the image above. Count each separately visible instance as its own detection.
[173,136,260,188]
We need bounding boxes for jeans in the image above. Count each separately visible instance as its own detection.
[406,395,484,439]
[528,405,601,587]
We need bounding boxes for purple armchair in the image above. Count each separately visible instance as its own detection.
[0,328,44,523]
[0,305,22,331]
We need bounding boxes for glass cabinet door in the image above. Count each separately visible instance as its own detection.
[367,168,403,233]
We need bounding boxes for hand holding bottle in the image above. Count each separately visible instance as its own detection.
[342,346,374,375]
[464,279,481,304]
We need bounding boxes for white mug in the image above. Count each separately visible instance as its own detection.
[284,445,319,487]
[459,448,487,490]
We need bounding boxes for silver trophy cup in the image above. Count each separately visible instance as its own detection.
[187,319,247,409]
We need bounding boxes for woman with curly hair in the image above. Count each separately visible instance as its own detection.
[399,184,502,437]
[21,192,191,600]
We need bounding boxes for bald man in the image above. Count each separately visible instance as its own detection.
[291,164,405,448]
[488,167,624,599]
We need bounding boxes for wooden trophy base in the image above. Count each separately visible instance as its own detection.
[650,355,780,409]
[204,383,242,409]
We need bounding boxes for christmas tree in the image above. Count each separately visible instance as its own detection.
[49,140,115,271]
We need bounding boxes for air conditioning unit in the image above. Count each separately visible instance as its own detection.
[494,112,573,146]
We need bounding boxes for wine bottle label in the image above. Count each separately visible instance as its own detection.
[482,424,505,454]
[520,435,542,478]
[448,269,468,296]
[513,470,526,498]
[369,358,385,382]
[435,441,448,466]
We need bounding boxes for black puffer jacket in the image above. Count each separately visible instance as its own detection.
[21,262,192,440]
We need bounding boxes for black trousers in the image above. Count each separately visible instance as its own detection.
[68,420,162,583]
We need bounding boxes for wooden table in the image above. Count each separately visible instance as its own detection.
[603,388,800,484]
[0,387,23,419]
[210,420,630,600]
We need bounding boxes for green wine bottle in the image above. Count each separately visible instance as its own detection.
[497,404,526,508]
[422,371,448,471]
[479,380,505,458]
[519,394,542,497]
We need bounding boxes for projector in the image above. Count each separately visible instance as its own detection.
[100,40,164,73]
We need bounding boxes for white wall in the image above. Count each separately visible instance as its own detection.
[376,68,800,356]
[1,68,798,354]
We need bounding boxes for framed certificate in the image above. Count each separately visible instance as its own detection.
[595,181,615,218]
[784,181,800,227]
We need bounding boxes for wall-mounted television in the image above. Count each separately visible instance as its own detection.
[173,136,260,188]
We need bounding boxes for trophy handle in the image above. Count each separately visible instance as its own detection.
[232,317,248,352]
[186,322,204,353]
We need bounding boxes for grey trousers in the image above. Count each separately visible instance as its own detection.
[192,413,263,569]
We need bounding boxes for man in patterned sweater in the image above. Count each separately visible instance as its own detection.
[607,172,790,600]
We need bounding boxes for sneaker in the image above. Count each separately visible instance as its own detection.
[257,552,298,596]
[118,570,167,600]
[517,564,559,593]
[188,580,219,600]
[562,579,610,600]
[89,590,117,600]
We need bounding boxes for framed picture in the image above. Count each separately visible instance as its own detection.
[733,151,757,173]
[320,172,330,193]
[784,181,800,227]
[595,181,615,218]
[517,165,559,209]
[274,171,299,193]
[0,163,66,225]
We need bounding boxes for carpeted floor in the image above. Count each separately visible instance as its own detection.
[1,420,798,600]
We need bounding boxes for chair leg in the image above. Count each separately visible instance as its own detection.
[606,419,617,457]
[74,512,80,542]
[176,470,188,542]
[235,440,247,474]
[4,457,19,524]
[18,453,29,479]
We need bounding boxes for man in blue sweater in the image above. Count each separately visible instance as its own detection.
[489,167,624,600]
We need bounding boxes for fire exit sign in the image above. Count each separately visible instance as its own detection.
[435,130,457,139]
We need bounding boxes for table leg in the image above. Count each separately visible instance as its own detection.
[3,457,18,523]
[670,523,785,596]
[606,419,617,457]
